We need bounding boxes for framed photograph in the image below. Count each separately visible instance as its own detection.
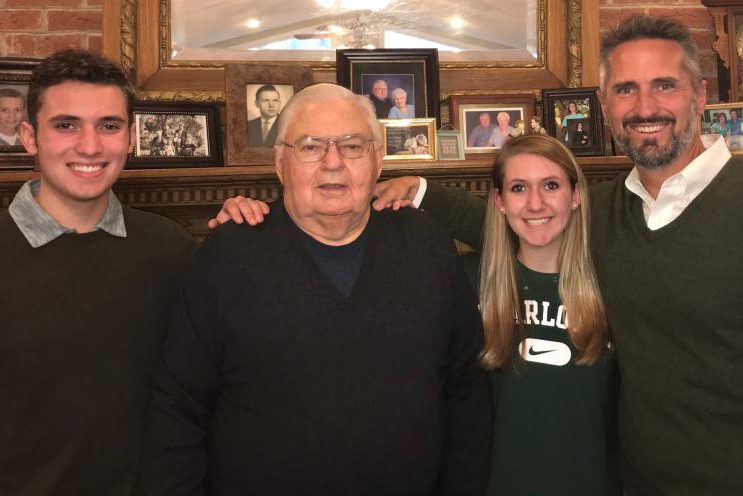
[128,102,222,168]
[0,57,39,170]
[448,94,535,155]
[379,118,436,161]
[437,129,465,160]
[701,102,743,152]
[336,49,440,125]
[225,64,313,165]
[542,87,605,157]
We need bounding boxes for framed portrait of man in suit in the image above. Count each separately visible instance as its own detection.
[225,64,313,165]
[245,84,294,147]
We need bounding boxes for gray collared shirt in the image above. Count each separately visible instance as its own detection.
[8,179,127,248]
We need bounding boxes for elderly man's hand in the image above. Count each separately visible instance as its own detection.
[372,176,420,211]
[207,196,270,229]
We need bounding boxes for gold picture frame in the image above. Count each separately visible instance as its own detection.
[379,118,436,161]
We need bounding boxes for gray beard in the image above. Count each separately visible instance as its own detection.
[612,109,697,171]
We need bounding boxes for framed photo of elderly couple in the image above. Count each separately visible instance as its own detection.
[0,57,39,170]
[542,88,605,157]
[336,49,440,125]
[701,102,743,153]
[447,94,535,156]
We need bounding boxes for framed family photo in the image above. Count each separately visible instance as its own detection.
[225,64,313,165]
[448,94,535,155]
[0,57,39,170]
[542,87,605,157]
[129,102,222,168]
[379,118,436,161]
[701,102,743,152]
[336,49,440,125]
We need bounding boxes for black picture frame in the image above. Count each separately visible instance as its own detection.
[0,57,40,170]
[128,102,223,169]
[542,87,605,157]
[336,48,440,126]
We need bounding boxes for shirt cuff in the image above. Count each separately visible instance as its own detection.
[412,177,427,208]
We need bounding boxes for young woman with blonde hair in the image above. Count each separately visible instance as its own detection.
[469,134,619,495]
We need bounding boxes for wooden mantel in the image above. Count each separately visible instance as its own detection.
[0,157,632,239]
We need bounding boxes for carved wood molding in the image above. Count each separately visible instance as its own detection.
[568,0,582,87]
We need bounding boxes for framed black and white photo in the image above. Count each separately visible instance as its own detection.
[225,64,313,165]
[0,57,39,170]
[336,49,440,125]
[542,87,605,157]
[379,118,436,161]
[702,102,743,153]
[129,102,222,168]
[447,94,535,155]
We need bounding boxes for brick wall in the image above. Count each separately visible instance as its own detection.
[0,0,103,57]
[0,1,722,100]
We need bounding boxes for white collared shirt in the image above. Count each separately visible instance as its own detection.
[624,136,731,230]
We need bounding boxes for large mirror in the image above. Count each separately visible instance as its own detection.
[103,0,596,97]
[170,0,539,63]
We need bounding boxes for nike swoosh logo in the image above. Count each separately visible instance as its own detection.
[528,346,556,356]
[520,338,572,366]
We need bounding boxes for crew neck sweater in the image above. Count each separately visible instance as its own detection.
[138,202,492,495]
[0,206,195,495]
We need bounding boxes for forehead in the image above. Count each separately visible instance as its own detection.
[38,81,128,118]
[257,90,280,100]
[0,96,23,107]
[605,38,687,84]
[286,98,372,139]
[503,153,569,180]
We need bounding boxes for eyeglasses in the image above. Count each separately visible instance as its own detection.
[280,135,374,162]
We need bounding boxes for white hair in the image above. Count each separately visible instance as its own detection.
[275,83,380,145]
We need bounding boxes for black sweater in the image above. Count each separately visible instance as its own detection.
[0,206,195,496]
[138,203,492,496]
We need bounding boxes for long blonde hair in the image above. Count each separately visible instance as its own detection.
[479,134,607,369]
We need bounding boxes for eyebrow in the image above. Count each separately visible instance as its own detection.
[48,114,128,123]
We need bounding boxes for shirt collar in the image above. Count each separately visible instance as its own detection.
[624,136,730,205]
[8,179,127,248]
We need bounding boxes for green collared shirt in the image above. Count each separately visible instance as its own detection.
[8,179,127,248]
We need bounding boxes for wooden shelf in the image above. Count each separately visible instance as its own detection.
[0,157,632,239]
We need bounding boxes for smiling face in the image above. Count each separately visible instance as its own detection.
[275,96,382,244]
[19,81,134,219]
[256,89,281,119]
[599,38,705,172]
[494,153,579,268]
[393,90,407,108]
[0,96,24,135]
[371,80,388,100]
[497,112,511,129]
[479,113,491,128]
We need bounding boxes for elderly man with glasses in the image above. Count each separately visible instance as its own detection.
[138,83,491,496]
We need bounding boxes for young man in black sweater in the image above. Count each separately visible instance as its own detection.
[0,50,195,494]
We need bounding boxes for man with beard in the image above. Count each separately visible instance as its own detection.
[368,79,393,119]
[356,15,742,496]
[212,17,743,493]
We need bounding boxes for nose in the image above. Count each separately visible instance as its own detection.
[320,141,344,170]
[74,126,104,156]
[526,188,545,211]
[634,87,660,118]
